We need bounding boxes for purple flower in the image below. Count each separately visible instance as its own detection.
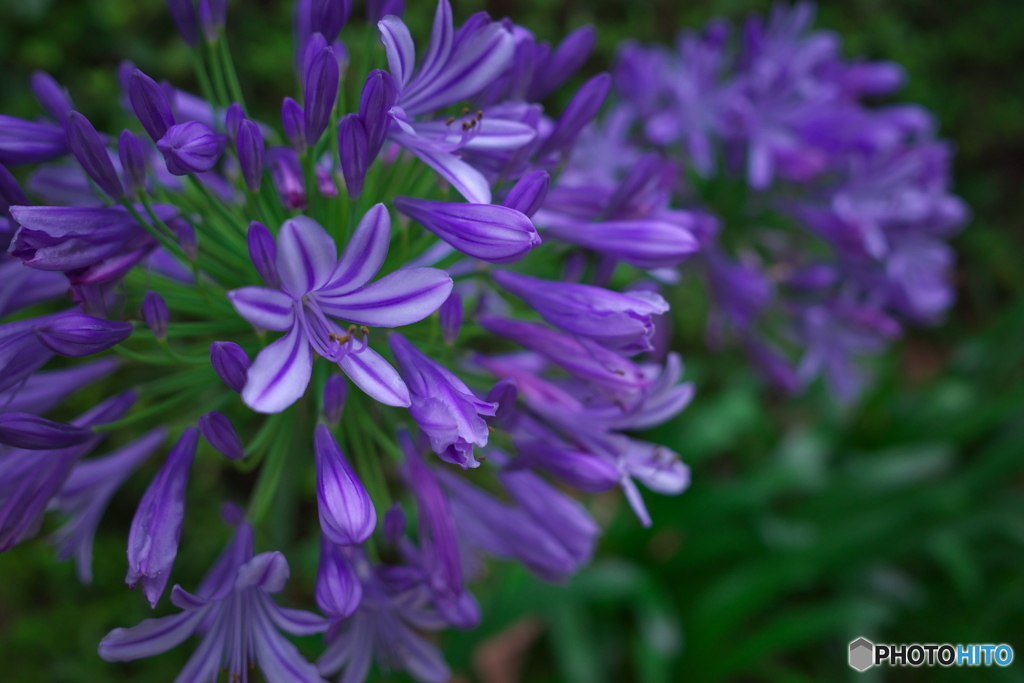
[492,270,669,354]
[394,197,540,264]
[502,170,550,217]
[537,73,611,159]
[51,428,167,583]
[356,69,397,162]
[198,0,227,41]
[318,549,451,683]
[0,115,68,165]
[314,425,375,546]
[0,413,92,450]
[129,69,176,143]
[0,163,31,222]
[118,129,147,195]
[236,119,264,192]
[30,71,73,122]
[166,0,200,46]
[338,113,368,198]
[157,121,226,176]
[225,102,245,140]
[302,34,340,146]
[389,333,497,469]
[101,524,329,683]
[64,111,124,199]
[210,341,251,393]
[0,391,135,552]
[316,535,362,619]
[126,427,198,607]
[34,312,134,357]
[142,291,170,339]
[247,221,280,287]
[198,411,245,460]
[228,206,451,413]
[322,374,347,425]
[438,291,462,344]
[0,358,118,416]
[281,97,306,153]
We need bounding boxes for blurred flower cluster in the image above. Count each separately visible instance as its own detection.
[0,0,961,680]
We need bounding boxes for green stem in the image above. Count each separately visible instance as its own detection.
[189,50,219,111]
[217,36,247,110]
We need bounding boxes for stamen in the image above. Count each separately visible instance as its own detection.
[446,116,456,125]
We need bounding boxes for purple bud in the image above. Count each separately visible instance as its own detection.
[118,130,147,195]
[538,73,611,158]
[314,424,375,546]
[210,341,251,393]
[338,113,367,198]
[357,69,397,161]
[225,103,245,140]
[166,0,200,46]
[34,313,133,357]
[236,119,264,192]
[315,536,362,619]
[198,0,227,42]
[64,112,123,200]
[129,69,176,143]
[0,413,92,450]
[383,503,406,544]
[484,377,518,427]
[198,411,245,460]
[142,291,170,339]
[502,170,550,217]
[169,217,198,261]
[247,221,280,287]
[529,26,597,101]
[394,197,541,264]
[0,163,31,223]
[157,121,225,176]
[307,0,352,43]
[322,374,347,425]
[303,36,340,146]
[30,71,74,122]
[281,97,306,152]
[439,291,462,344]
[126,427,198,607]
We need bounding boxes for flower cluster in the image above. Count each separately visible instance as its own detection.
[0,1,699,680]
[561,2,968,400]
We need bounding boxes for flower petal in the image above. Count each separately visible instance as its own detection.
[228,287,296,331]
[316,268,452,327]
[338,339,411,407]
[235,551,290,593]
[377,16,416,89]
[390,130,491,204]
[276,216,338,298]
[325,203,390,294]
[242,325,313,414]
[98,609,206,662]
[252,601,328,683]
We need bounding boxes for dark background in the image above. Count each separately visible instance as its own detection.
[1,0,1023,680]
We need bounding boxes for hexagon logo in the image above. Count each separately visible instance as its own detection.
[849,638,874,672]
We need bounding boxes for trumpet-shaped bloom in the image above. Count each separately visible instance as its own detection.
[228,205,451,413]
[100,522,329,683]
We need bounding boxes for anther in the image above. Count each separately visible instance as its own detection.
[462,107,470,115]
[446,116,456,125]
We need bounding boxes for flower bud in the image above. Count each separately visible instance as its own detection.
[210,341,251,393]
[65,112,123,200]
[281,97,306,153]
[157,121,225,176]
[126,427,198,607]
[315,536,362,619]
[0,163,30,223]
[142,291,170,339]
[198,411,245,460]
[338,113,367,198]
[129,69,176,143]
[502,170,550,218]
[484,377,518,427]
[314,424,375,546]
[118,129,147,195]
[235,119,264,193]
[225,102,245,140]
[0,413,92,450]
[247,221,280,288]
[166,0,200,46]
[302,35,340,146]
[35,313,133,357]
[307,0,352,43]
[30,71,73,122]
[538,73,611,158]
[382,503,406,544]
[439,291,462,345]
[198,0,227,42]
[357,69,397,161]
[168,217,198,261]
[322,374,347,425]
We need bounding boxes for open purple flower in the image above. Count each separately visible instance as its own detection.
[228,204,451,413]
[100,522,329,683]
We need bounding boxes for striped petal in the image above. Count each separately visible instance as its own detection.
[242,325,313,414]
[228,287,296,331]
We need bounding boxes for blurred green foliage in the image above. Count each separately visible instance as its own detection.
[1,0,1023,681]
